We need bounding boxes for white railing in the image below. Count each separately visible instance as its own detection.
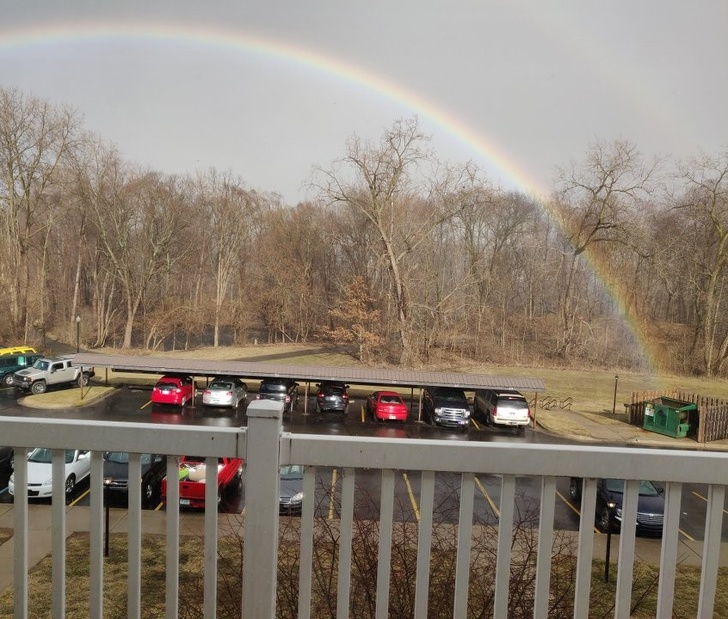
[2,399,728,618]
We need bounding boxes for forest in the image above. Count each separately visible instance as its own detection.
[1,87,727,377]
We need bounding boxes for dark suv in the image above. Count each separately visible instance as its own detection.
[315,381,350,413]
[422,387,471,429]
[256,378,299,413]
[0,353,40,387]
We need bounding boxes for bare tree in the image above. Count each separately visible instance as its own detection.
[552,139,659,357]
[0,88,80,341]
[673,151,728,376]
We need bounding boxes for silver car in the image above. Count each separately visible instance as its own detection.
[202,377,247,408]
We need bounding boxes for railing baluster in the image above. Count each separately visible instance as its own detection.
[414,470,435,619]
[574,477,597,619]
[166,455,180,619]
[615,479,639,619]
[656,481,682,618]
[13,446,29,619]
[204,456,219,619]
[336,467,355,617]
[298,465,316,619]
[89,451,104,619]
[494,474,515,618]
[534,476,556,619]
[698,483,725,617]
[128,452,142,619]
[453,472,474,619]
[51,448,66,619]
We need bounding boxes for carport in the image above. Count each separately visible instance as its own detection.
[72,352,546,420]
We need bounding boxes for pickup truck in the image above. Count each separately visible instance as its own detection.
[160,456,243,509]
[12,355,95,394]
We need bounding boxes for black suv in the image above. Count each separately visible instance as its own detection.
[255,378,299,413]
[422,386,471,429]
[103,452,167,508]
[0,353,40,387]
[315,381,350,413]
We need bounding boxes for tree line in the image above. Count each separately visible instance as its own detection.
[1,88,727,376]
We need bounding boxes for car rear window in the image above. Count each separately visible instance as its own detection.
[156,380,179,389]
[260,383,286,393]
[380,395,403,404]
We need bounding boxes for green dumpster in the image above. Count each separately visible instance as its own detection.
[643,397,697,438]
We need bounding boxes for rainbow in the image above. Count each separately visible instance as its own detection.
[0,19,662,375]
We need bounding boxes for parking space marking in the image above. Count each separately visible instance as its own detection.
[69,488,90,507]
[328,468,338,520]
[360,406,365,424]
[474,475,499,518]
[402,472,420,522]
[141,400,152,409]
[470,418,481,430]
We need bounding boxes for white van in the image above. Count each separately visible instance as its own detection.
[474,389,531,431]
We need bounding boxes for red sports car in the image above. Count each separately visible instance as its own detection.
[367,390,409,422]
[151,375,195,406]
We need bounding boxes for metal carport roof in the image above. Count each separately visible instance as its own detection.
[73,352,545,392]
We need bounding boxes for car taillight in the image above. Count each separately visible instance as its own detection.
[255,394,262,399]
[343,394,349,400]
[285,395,291,403]
[204,390,211,395]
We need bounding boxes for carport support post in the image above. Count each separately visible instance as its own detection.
[242,400,283,619]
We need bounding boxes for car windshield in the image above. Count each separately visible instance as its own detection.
[435,388,466,400]
[280,464,304,480]
[31,359,48,371]
[210,381,233,390]
[105,452,129,464]
[604,479,660,496]
[28,448,76,464]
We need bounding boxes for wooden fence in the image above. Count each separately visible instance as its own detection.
[626,390,728,443]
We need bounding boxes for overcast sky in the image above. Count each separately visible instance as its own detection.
[1,1,726,203]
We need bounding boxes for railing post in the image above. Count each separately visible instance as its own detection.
[242,399,283,619]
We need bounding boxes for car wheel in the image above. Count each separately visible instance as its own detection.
[3,374,13,387]
[31,381,47,395]
[569,478,581,502]
[77,373,90,388]
[597,506,612,532]
[65,474,76,496]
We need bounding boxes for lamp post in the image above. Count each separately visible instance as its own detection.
[612,375,619,416]
[104,477,113,557]
[75,316,81,353]
[604,500,616,582]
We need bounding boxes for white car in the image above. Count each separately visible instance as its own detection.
[202,377,247,408]
[9,448,91,498]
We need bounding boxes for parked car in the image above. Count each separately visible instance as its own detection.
[0,446,13,469]
[0,352,40,387]
[202,377,247,408]
[255,378,299,413]
[279,464,304,515]
[151,375,195,406]
[422,386,471,429]
[474,389,531,430]
[315,381,349,413]
[367,390,409,422]
[161,455,243,509]
[8,448,91,498]
[103,452,167,508]
[569,477,665,535]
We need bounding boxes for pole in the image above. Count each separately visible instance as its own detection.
[104,479,111,557]
[75,316,80,353]
[612,375,619,416]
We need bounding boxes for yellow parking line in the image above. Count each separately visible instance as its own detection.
[328,468,338,520]
[470,418,481,430]
[402,472,420,522]
[141,400,152,409]
[69,488,90,507]
[474,475,500,518]
[361,406,365,424]
[558,489,599,534]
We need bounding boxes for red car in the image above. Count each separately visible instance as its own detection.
[151,375,195,406]
[367,390,409,422]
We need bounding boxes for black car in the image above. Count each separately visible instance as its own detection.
[569,477,665,535]
[421,387,471,429]
[255,378,299,413]
[315,381,350,413]
[103,452,167,508]
[279,464,304,515]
